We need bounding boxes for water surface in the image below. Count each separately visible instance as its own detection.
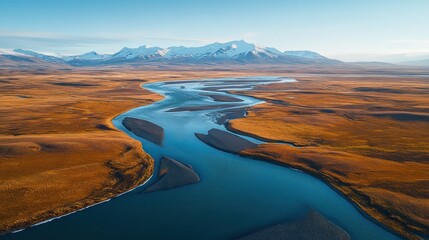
[4,76,401,240]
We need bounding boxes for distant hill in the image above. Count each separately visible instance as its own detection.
[283,50,328,59]
[0,49,68,69]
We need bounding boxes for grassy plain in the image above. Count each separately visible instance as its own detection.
[228,75,429,239]
[0,69,163,233]
[1,66,428,240]
[0,68,253,233]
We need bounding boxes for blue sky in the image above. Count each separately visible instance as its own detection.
[1,0,428,61]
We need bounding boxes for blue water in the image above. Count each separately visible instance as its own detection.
[3,76,401,240]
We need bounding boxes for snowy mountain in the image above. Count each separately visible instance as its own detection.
[284,50,328,59]
[63,51,110,61]
[1,40,340,67]
[164,40,279,59]
[61,51,111,66]
[111,45,167,60]
[99,40,288,63]
[62,40,337,65]
[0,49,68,69]
[12,49,65,63]
[0,49,28,56]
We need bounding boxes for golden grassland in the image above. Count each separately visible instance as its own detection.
[1,66,428,239]
[228,75,429,239]
[0,70,159,233]
[0,68,261,234]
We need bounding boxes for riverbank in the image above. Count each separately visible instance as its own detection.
[0,69,268,234]
[0,70,164,234]
[227,75,429,239]
[2,74,409,240]
[2,68,427,239]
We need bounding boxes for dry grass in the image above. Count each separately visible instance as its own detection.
[0,133,153,232]
[229,75,429,239]
[1,67,428,239]
[0,68,269,233]
[0,70,166,233]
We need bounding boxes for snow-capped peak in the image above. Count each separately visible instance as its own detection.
[113,45,165,59]
[284,50,328,59]
[83,51,98,56]
[63,51,111,61]
[163,40,270,59]
[0,48,29,56]
[9,49,64,63]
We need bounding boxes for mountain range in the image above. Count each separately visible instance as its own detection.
[0,40,341,67]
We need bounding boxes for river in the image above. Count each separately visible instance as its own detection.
[4,76,401,240]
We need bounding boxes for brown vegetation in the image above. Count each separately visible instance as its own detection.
[0,70,165,233]
[1,66,428,239]
[0,68,267,234]
[228,75,429,239]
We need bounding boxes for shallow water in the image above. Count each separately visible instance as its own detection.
[4,76,401,240]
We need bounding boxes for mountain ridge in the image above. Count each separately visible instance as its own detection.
[1,40,340,67]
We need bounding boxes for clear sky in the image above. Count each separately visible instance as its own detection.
[1,0,428,61]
